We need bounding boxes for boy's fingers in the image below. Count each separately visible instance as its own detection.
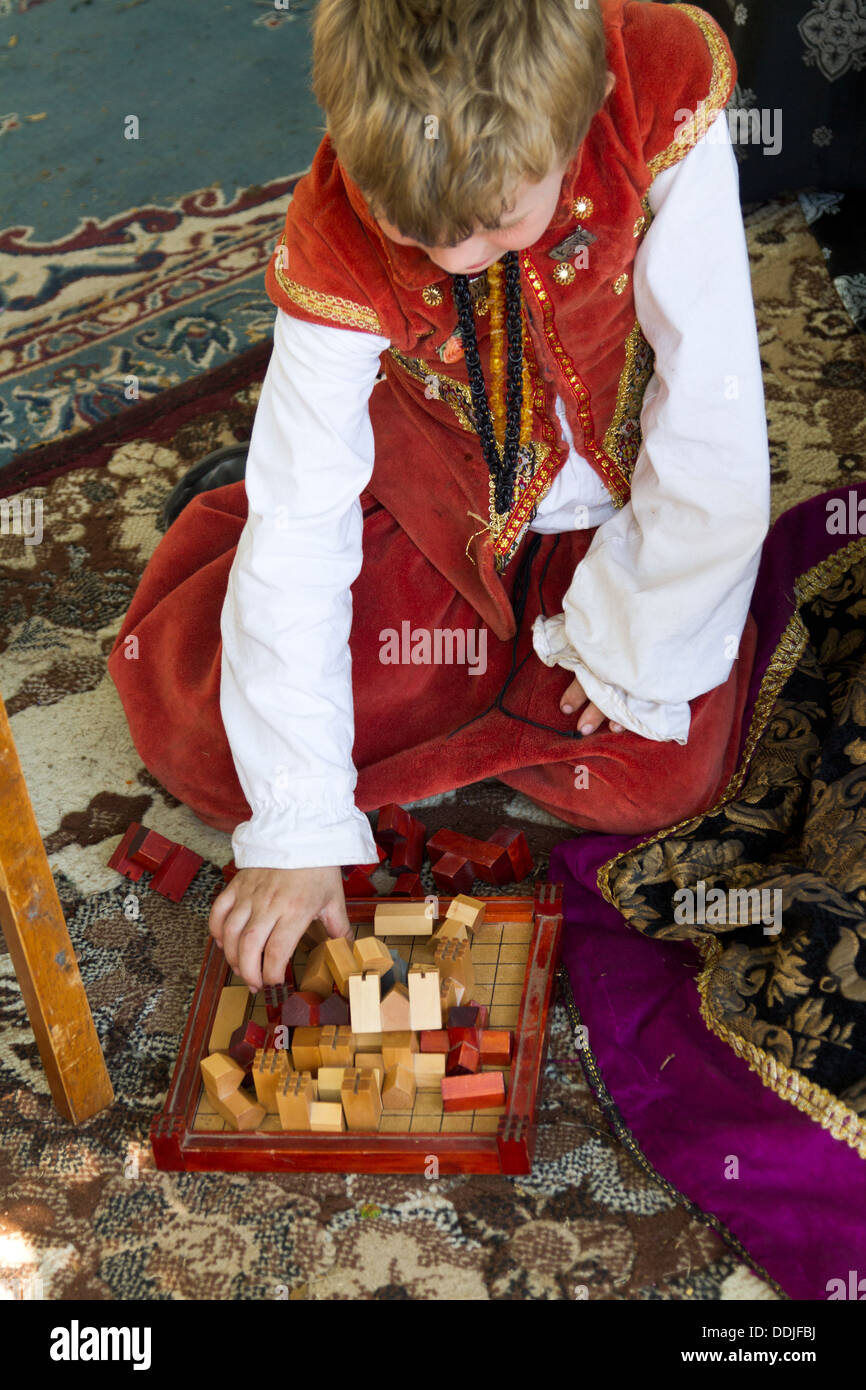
[209,884,237,945]
[261,916,311,988]
[237,914,285,992]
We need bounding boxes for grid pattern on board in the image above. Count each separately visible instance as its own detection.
[192,916,532,1135]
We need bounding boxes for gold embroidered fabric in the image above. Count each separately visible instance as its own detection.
[648,3,734,177]
[273,235,384,336]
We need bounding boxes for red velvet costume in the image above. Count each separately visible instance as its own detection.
[108,0,757,842]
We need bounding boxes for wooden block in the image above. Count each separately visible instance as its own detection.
[431,917,469,946]
[276,1071,315,1130]
[318,1024,355,1067]
[427,829,511,885]
[352,936,393,976]
[340,1068,383,1131]
[107,823,147,882]
[381,1031,418,1070]
[264,984,291,1023]
[228,1018,267,1070]
[298,942,334,999]
[128,826,175,872]
[420,1029,450,1054]
[251,1048,290,1109]
[212,1088,266,1131]
[440,977,463,1017]
[479,1029,512,1065]
[353,1032,385,1051]
[291,1027,323,1072]
[446,1040,480,1075]
[445,894,487,933]
[379,982,411,1031]
[200,1052,246,1101]
[448,1026,482,1047]
[208,986,249,1054]
[317,1066,348,1102]
[413,1053,446,1091]
[323,937,361,997]
[301,918,329,947]
[310,1101,345,1132]
[382,1064,416,1110]
[408,965,441,1031]
[149,843,204,902]
[318,992,350,1025]
[449,1004,487,1028]
[429,851,476,896]
[349,971,382,1034]
[374,902,435,937]
[353,1053,384,1089]
[280,990,322,1029]
[373,802,411,853]
[389,815,426,873]
[441,1071,506,1112]
[433,937,475,995]
[487,827,533,881]
[390,873,423,896]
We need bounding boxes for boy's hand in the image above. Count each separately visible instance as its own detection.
[209,865,351,992]
[560,677,624,735]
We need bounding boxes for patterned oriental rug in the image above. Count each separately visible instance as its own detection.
[0,192,864,1301]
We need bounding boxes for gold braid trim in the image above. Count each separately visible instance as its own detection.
[647,3,734,177]
[596,534,866,1159]
[272,234,384,335]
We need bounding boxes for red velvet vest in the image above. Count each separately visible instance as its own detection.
[265,1,736,640]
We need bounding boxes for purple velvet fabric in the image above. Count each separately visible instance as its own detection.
[550,484,866,1301]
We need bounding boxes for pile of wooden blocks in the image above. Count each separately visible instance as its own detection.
[199,894,513,1132]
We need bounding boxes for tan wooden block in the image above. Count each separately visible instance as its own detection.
[352,1032,385,1051]
[431,917,469,946]
[291,1026,323,1072]
[298,941,334,999]
[200,1051,246,1101]
[340,1069,383,1131]
[251,1048,290,1110]
[301,918,329,947]
[354,1053,385,1089]
[317,1066,348,1102]
[323,937,360,997]
[446,894,486,932]
[381,1030,418,1070]
[440,977,463,1018]
[310,1101,345,1132]
[276,1071,315,1130]
[413,1052,446,1090]
[208,985,249,1054]
[379,982,411,1031]
[318,1024,354,1067]
[433,937,475,995]
[408,965,442,1031]
[382,1063,416,1110]
[349,971,382,1034]
[352,936,393,976]
[212,1088,266,1131]
[374,902,435,937]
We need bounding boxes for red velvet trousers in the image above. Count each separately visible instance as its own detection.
[108,478,756,841]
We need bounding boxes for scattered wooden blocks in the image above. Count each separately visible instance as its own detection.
[420,1029,450,1054]
[340,1068,383,1131]
[388,815,426,874]
[433,937,475,995]
[310,1101,345,1132]
[107,824,148,882]
[349,971,382,1034]
[318,1024,354,1068]
[317,1066,348,1102]
[374,902,435,937]
[413,1053,446,1091]
[390,874,423,896]
[382,1064,416,1110]
[353,1053,385,1090]
[228,1018,267,1070]
[299,942,334,998]
[427,829,512,890]
[428,851,475,895]
[479,1030,512,1065]
[445,894,486,933]
[276,1071,315,1130]
[441,1072,506,1112]
[487,827,533,881]
[446,1040,480,1076]
[127,826,175,872]
[381,1031,418,1070]
[450,1003,488,1028]
[430,917,469,947]
[352,936,393,977]
[440,977,463,1016]
[318,992,350,1025]
[264,984,292,1022]
[208,985,250,1054]
[200,1052,246,1100]
[323,937,360,997]
[252,1048,290,1109]
[408,966,441,1031]
[108,823,203,900]
[280,989,322,1029]
[212,1088,267,1131]
[150,843,204,902]
[379,982,411,1031]
[291,1027,323,1072]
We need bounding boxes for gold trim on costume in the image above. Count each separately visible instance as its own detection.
[601,318,655,479]
[647,4,734,176]
[273,234,384,335]
[596,535,866,1159]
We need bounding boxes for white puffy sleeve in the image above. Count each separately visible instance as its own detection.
[531,109,770,743]
[220,307,390,869]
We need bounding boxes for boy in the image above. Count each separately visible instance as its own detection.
[108,0,769,990]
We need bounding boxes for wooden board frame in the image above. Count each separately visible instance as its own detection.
[151,882,562,1174]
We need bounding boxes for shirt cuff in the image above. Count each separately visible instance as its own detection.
[532,613,691,745]
[232,804,379,871]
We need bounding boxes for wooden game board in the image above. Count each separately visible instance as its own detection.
[151,882,562,1174]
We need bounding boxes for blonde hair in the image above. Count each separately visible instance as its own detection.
[311,0,609,248]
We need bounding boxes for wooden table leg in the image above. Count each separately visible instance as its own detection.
[0,693,113,1124]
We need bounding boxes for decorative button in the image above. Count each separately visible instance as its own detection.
[553,262,576,286]
[633,216,647,237]
[572,195,594,218]
[422,285,444,307]
[612,272,629,295]
[475,296,490,316]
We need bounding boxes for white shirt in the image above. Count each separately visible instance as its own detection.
[220,109,770,870]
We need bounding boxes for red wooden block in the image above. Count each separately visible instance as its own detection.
[488,827,534,882]
[479,1030,512,1065]
[318,991,350,1026]
[107,823,147,882]
[222,861,237,883]
[229,1019,267,1069]
[448,1005,486,1028]
[264,984,291,1023]
[446,1041,480,1076]
[128,826,176,872]
[447,1026,482,1049]
[441,1071,506,1111]
[390,873,423,897]
[427,828,512,885]
[341,866,378,896]
[420,1029,450,1054]
[389,816,426,874]
[150,844,204,902]
[280,990,322,1028]
[430,852,476,896]
[374,803,411,853]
